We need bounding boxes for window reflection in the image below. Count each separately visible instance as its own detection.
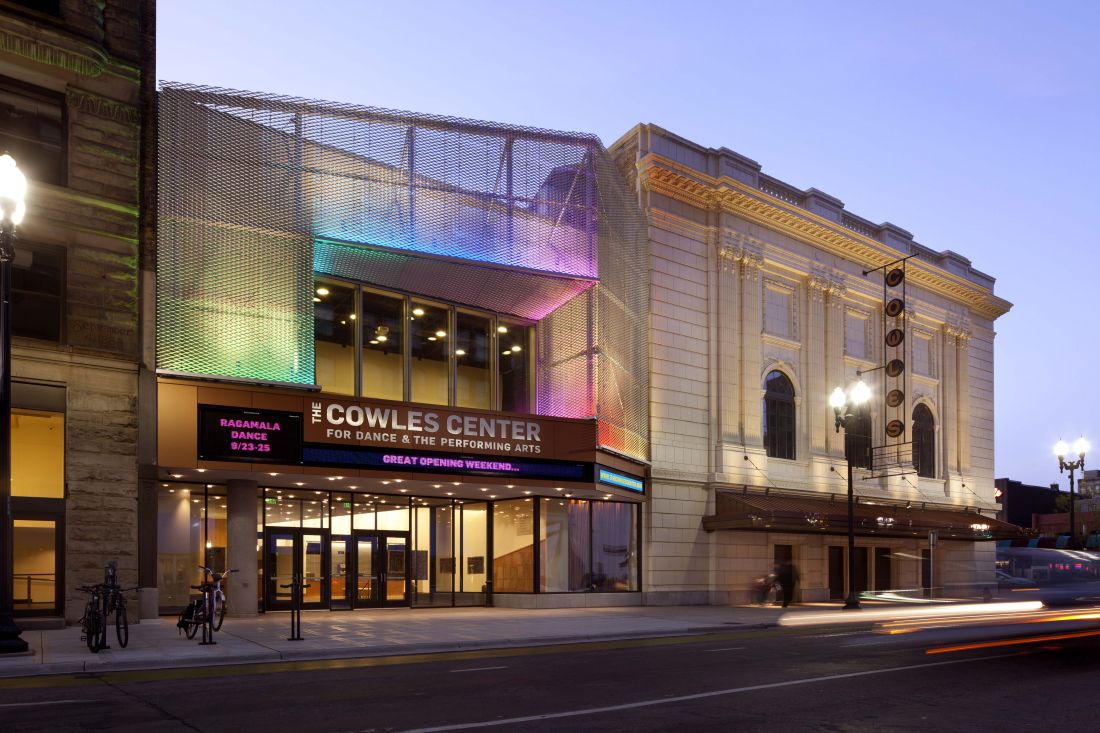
[410,300,449,405]
[314,280,357,395]
[499,321,533,413]
[456,311,490,409]
[540,498,589,591]
[362,290,404,401]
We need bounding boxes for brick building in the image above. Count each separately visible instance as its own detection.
[0,0,154,624]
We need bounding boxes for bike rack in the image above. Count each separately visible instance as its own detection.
[281,572,310,641]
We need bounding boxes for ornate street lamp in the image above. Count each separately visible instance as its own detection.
[0,152,28,654]
[1054,436,1089,548]
[830,378,871,610]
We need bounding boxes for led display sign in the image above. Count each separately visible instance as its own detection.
[598,468,645,493]
[198,406,303,464]
[302,444,592,482]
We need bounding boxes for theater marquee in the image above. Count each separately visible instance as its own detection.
[304,398,591,459]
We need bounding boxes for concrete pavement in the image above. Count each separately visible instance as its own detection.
[0,604,811,678]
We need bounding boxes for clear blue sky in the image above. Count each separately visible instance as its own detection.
[158,0,1100,490]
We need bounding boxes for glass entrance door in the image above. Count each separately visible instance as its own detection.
[264,529,330,611]
[353,531,409,608]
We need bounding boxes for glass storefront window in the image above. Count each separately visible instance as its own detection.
[459,502,488,597]
[12,519,56,612]
[455,311,491,409]
[353,497,377,530]
[302,494,328,529]
[376,499,410,531]
[157,484,204,608]
[331,492,352,535]
[540,498,590,592]
[203,494,227,571]
[591,501,639,592]
[362,289,405,401]
[493,499,534,592]
[265,491,300,528]
[314,279,357,395]
[410,300,449,405]
[498,321,533,413]
[11,408,63,498]
[411,498,454,606]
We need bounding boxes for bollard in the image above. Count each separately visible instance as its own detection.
[281,572,309,641]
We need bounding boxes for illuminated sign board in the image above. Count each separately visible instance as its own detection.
[598,468,644,493]
[198,406,303,464]
[304,398,595,461]
[302,444,592,482]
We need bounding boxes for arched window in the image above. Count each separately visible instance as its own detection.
[846,405,873,470]
[763,370,796,460]
[913,403,935,478]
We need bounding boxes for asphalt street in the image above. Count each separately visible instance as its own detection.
[0,622,1097,732]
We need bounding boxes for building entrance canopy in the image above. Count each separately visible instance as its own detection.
[703,490,1029,541]
[155,379,645,503]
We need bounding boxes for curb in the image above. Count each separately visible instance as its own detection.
[0,622,778,680]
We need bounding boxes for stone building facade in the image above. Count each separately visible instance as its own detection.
[610,125,1015,604]
[0,0,154,623]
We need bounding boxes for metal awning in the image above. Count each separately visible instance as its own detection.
[702,490,1031,541]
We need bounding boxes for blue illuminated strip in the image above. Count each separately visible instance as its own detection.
[598,468,644,493]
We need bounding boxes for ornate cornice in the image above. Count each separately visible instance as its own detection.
[66,88,140,126]
[0,23,108,78]
[643,154,1012,321]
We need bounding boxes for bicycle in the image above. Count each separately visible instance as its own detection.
[177,566,236,639]
[102,560,137,648]
[77,584,107,653]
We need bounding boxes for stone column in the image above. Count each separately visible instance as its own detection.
[227,478,259,616]
[718,244,741,445]
[824,280,847,458]
[806,274,829,456]
[956,331,971,474]
[941,327,958,477]
[740,246,764,447]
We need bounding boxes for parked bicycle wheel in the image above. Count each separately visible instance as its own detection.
[84,604,101,653]
[115,603,129,647]
[211,593,226,631]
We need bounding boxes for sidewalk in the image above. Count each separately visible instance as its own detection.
[0,604,809,679]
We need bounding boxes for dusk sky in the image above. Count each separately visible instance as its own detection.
[158,1,1100,490]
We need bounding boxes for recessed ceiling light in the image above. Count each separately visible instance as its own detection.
[295,482,304,486]
[196,469,206,473]
[269,472,278,477]
[413,307,425,316]
[171,473,183,479]
[480,488,488,492]
[555,487,563,492]
[498,325,508,333]
[393,479,402,483]
[452,482,461,486]
[399,489,407,493]
[433,484,441,489]
[382,480,390,485]
[490,495,496,499]
[316,287,329,296]
[511,345,522,353]
[435,330,446,338]
[523,491,531,495]
[445,492,453,496]
[428,336,437,341]
[455,349,466,356]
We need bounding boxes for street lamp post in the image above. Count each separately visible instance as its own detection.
[830,379,870,610]
[1054,437,1089,548]
[0,153,27,654]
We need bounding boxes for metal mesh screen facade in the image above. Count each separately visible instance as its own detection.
[157,83,649,460]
